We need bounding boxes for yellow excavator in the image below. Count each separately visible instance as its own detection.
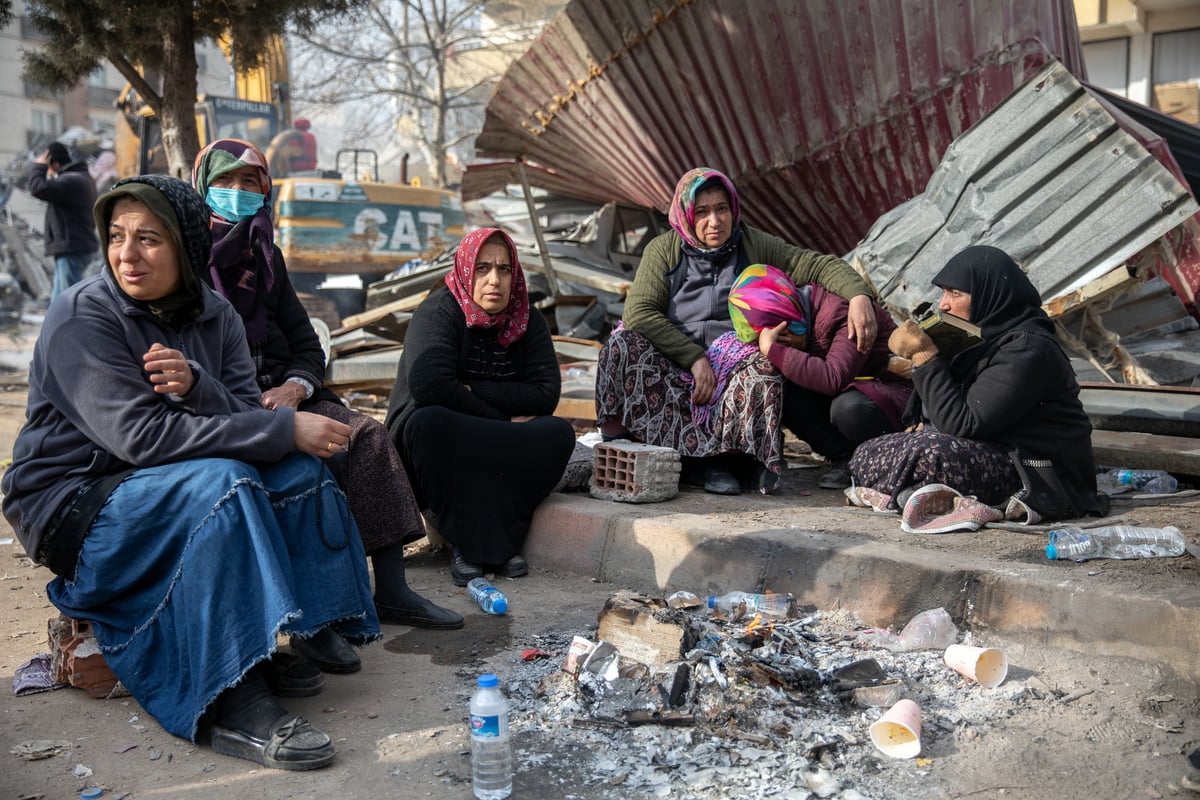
[113,35,464,305]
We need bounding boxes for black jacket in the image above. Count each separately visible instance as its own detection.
[28,161,100,257]
[914,323,1107,519]
[200,245,328,397]
[385,287,561,438]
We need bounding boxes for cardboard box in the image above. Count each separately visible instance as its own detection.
[1153,81,1199,125]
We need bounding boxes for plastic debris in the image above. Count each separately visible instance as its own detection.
[856,608,958,652]
[10,740,73,760]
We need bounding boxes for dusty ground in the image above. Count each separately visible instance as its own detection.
[0,324,1199,797]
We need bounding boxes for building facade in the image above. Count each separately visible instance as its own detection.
[0,3,234,168]
[1076,0,1200,123]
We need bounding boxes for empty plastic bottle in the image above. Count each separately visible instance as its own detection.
[1105,468,1178,494]
[470,673,512,799]
[706,591,794,619]
[467,578,508,615]
[1046,525,1186,562]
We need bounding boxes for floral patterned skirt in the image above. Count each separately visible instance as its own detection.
[849,430,1020,507]
[595,327,785,472]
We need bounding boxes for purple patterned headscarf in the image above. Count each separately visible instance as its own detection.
[728,264,808,343]
[668,167,740,250]
[691,331,759,430]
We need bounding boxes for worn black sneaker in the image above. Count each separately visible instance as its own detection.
[450,550,484,587]
[817,462,852,490]
[265,651,324,698]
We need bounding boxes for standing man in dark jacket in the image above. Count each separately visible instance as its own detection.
[28,142,100,300]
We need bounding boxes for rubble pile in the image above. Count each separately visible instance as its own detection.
[487,596,1034,800]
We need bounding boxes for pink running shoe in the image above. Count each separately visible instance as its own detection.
[901,486,1001,533]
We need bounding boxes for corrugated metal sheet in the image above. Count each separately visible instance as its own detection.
[462,161,618,206]
[467,0,1085,256]
[852,61,1200,314]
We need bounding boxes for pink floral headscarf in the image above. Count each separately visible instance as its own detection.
[668,167,741,250]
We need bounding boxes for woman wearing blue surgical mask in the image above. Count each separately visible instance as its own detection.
[192,140,464,669]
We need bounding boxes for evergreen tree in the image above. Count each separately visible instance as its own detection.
[19,0,354,177]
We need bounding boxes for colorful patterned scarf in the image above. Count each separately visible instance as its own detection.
[445,228,531,346]
[668,167,740,250]
[728,264,808,343]
[191,139,276,342]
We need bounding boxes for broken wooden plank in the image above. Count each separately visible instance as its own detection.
[553,336,603,363]
[1091,429,1200,477]
[1043,266,1140,319]
[334,291,428,335]
[554,396,596,421]
[595,592,697,667]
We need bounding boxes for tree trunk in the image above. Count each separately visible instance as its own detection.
[157,9,202,179]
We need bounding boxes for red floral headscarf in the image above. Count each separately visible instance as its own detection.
[444,228,530,346]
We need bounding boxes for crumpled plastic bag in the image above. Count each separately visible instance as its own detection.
[666,591,702,609]
[856,607,958,652]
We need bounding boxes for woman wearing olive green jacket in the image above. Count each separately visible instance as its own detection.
[595,167,876,495]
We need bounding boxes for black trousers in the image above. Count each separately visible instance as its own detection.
[781,385,891,462]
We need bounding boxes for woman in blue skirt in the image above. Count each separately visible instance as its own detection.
[1,175,379,770]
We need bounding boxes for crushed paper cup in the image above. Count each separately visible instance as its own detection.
[944,644,1008,688]
[869,698,922,759]
[563,635,596,675]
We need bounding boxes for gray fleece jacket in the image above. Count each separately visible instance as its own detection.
[2,270,295,561]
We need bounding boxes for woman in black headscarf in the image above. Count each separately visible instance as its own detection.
[850,245,1108,524]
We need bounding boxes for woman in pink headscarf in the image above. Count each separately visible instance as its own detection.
[595,166,878,495]
[385,228,576,587]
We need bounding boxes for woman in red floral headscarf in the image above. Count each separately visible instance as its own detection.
[385,228,576,587]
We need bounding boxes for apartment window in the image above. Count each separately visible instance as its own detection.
[23,80,53,98]
[1082,37,1129,96]
[31,110,59,135]
[1152,28,1200,85]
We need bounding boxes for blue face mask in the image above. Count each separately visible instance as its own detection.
[206,187,265,222]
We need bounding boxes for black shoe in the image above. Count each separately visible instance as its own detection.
[265,651,325,698]
[211,713,334,771]
[290,628,361,674]
[375,595,464,630]
[703,467,741,495]
[817,462,852,490]
[450,550,484,587]
[752,463,782,495]
[495,554,528,578]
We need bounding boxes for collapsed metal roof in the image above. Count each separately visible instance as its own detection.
[853,61,1200,315]
[467,0,1086,256]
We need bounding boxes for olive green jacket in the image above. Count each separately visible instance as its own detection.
[622,225,872,369]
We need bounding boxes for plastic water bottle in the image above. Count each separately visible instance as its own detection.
[1046,525,1187,561]
[470,673,512,799]
[706,591,794,619]
[468,578,508,615]
[1105,468,1178,494]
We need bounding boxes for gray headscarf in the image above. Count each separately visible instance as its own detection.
[93,175,212,326]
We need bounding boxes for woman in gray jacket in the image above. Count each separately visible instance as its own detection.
[2,175,379,771]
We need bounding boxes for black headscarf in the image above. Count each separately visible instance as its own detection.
[931,246,1053,340]
[93,175,211,327]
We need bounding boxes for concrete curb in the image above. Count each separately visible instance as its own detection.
[526,494,1200,681]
